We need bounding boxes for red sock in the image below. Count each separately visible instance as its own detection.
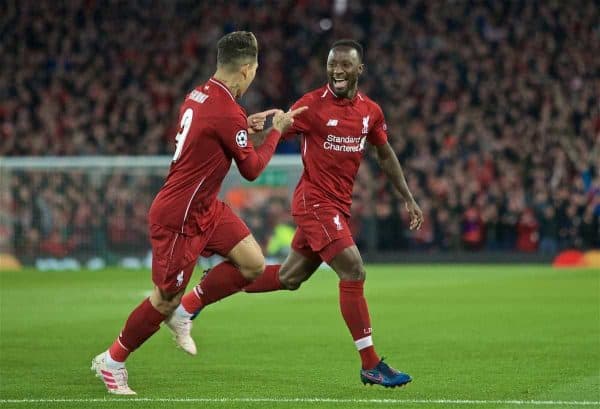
[108,298,166,362]
[243,264,281,293]
[181,261,252,313]
[339,280,380,370]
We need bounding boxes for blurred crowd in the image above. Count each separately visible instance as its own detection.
[7,171,156,261]
[1,0,599,260]
[6,170,295,262]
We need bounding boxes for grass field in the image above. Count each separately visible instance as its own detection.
[0,264,598,409]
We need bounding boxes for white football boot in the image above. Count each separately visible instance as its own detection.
[91,352,136,395]
[164,312,197,355]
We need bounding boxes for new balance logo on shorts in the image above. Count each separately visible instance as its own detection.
[333,214,343,231]
[176,271,184,287]
[326,119,338,127]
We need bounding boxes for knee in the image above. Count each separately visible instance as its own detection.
[239,257,265,280]
[279,270,306,291]
[280,275,302,291]
[150,288,182,315]
[338,260,365,281]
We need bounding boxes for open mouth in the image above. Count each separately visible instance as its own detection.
[332,78,348,91]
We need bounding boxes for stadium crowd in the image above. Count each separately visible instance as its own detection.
[1,0,598,260]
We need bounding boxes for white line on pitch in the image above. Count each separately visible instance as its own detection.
[0,398,599,405]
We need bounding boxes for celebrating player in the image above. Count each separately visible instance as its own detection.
[91,31,306,395]
[170,39,424,388]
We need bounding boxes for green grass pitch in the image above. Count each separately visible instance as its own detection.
[1,264,598,409]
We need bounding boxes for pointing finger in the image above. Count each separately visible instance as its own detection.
[249,109,281,121]
[288,106,308,117]
[260,108,282,117]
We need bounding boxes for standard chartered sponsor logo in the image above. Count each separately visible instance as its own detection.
[323,134,367,152]
[328,135,362,144]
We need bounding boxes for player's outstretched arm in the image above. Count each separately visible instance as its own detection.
[375,141,424,230]
[236,106,308,181]
[248,109,281,131]
[247,109,282,145]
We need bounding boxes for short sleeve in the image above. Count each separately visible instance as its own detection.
[215,111,255,162]
[281,94,313,139]
[367,103,388,146]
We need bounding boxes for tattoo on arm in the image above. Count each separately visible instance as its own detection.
[249,128,272,147]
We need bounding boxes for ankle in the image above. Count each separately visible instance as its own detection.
[105,350,126,369]
[174,304,194,319]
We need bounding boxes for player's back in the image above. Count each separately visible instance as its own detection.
[287,85,388,217]
[149,78,246,235]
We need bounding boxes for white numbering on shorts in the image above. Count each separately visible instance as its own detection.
[173,108,193,162]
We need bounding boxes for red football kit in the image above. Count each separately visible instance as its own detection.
[148,77,280,292]
[285,84,388,262]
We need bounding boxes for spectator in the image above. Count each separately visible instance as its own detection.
[1,0,598,259]
[516,209,540,253]
[462,207,484,251]
[539,206,559,255]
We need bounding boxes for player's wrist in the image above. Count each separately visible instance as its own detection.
[402,193,415,205]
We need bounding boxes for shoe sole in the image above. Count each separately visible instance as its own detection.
[107,389,137,395]
[361,379,412,388]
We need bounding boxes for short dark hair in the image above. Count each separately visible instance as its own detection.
[217,31,258,69]
[331,39,364,62]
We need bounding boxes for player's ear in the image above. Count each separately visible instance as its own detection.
[357,63,364,76]
[240,63,250,80]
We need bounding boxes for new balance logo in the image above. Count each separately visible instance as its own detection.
[326,119,338,127]
[176,271,184,287]
[333,214,343,231]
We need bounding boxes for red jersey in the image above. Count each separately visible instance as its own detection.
[148,77,279,235]
[286,85,388,217]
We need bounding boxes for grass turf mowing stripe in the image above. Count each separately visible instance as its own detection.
[1,398,599,406]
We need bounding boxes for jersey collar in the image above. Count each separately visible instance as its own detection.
[323,84,362,106]
[209,77,236,101]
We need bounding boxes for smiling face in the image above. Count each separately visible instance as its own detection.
[327,46,364,99]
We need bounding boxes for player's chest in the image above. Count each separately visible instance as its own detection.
[310,108,372,155]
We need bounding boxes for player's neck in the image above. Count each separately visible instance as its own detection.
[212,71,240,99]
[347,87,358,99]
[330,84,359,100]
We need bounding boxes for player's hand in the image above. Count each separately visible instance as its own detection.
[405,200,424,230]
[247,109,281,133]
[272,106,308,133]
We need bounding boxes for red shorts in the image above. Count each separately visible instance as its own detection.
[291,206,355,263]
[149,202,251,293]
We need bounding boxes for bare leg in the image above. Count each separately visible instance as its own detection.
[149,287,185,315]
[278,249,322,289]
[328,245,365,281]
[226,234,266,279]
